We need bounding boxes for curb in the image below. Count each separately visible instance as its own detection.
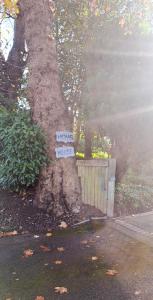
[107,218,153,247]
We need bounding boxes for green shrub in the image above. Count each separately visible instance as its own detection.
[0,108,48,191]
[115,183,153,215]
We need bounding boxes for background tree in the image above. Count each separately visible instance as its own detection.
[0,1,25,107]
[84,3,153,181]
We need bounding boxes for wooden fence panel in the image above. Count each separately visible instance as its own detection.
[77,159,116,217]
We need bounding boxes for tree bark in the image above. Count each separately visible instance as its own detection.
[0,13,25,108]
[111,137,129,184]
[20,0,81,216]
[74,118,80,151]
[5,11,25,105]
[84,122,92,159]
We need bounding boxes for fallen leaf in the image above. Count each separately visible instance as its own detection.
[54,287,68,294]
[80,240,88,245]
[34,235,39,239]
[7,230,18,236]
[134,290,141,296]
[57,247,65,252]
[23,249,34,258]
[59,221,68,229]
[0,231,18,238]
[89,239,95,243]
[35,297,45,300]
[40,245,51,252]
[106,269,118,276]
[54,260,62,265]
[91,256,98,261]
[46,232,52,237]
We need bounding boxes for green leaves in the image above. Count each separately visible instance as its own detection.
[0,109,48,191]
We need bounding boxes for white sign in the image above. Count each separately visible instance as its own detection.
[56,131,74,143]
[55,147,75,158]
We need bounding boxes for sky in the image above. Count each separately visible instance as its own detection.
[0,17,14,58]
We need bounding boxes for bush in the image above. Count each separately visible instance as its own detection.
[115,183,153,216]
[0,108,48,191]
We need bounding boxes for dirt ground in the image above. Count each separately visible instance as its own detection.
[0,190,104,233]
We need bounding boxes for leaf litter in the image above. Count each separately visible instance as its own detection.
[46,232,52,237]
[106,269,119,276]
[54,287,68,294]
[54,260,63,265]
[57,247,65,252]
[23,249,34,258]
[59,221,68,229]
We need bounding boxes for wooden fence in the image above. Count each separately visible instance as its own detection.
[77,159,116,217]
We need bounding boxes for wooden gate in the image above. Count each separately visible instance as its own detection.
[77,159,116,217]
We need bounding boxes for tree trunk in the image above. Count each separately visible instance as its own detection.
[75,117,81,151]
[0,13,25,108]
[6,12,25,106]
[20,0,81,216]
[84,122,92,159]
[111,137,129,184]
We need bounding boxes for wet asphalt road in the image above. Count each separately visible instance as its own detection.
[0,221,153,300]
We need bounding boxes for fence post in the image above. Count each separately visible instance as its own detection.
[107,159,116,217]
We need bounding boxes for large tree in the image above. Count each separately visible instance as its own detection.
[20,0,81,215]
